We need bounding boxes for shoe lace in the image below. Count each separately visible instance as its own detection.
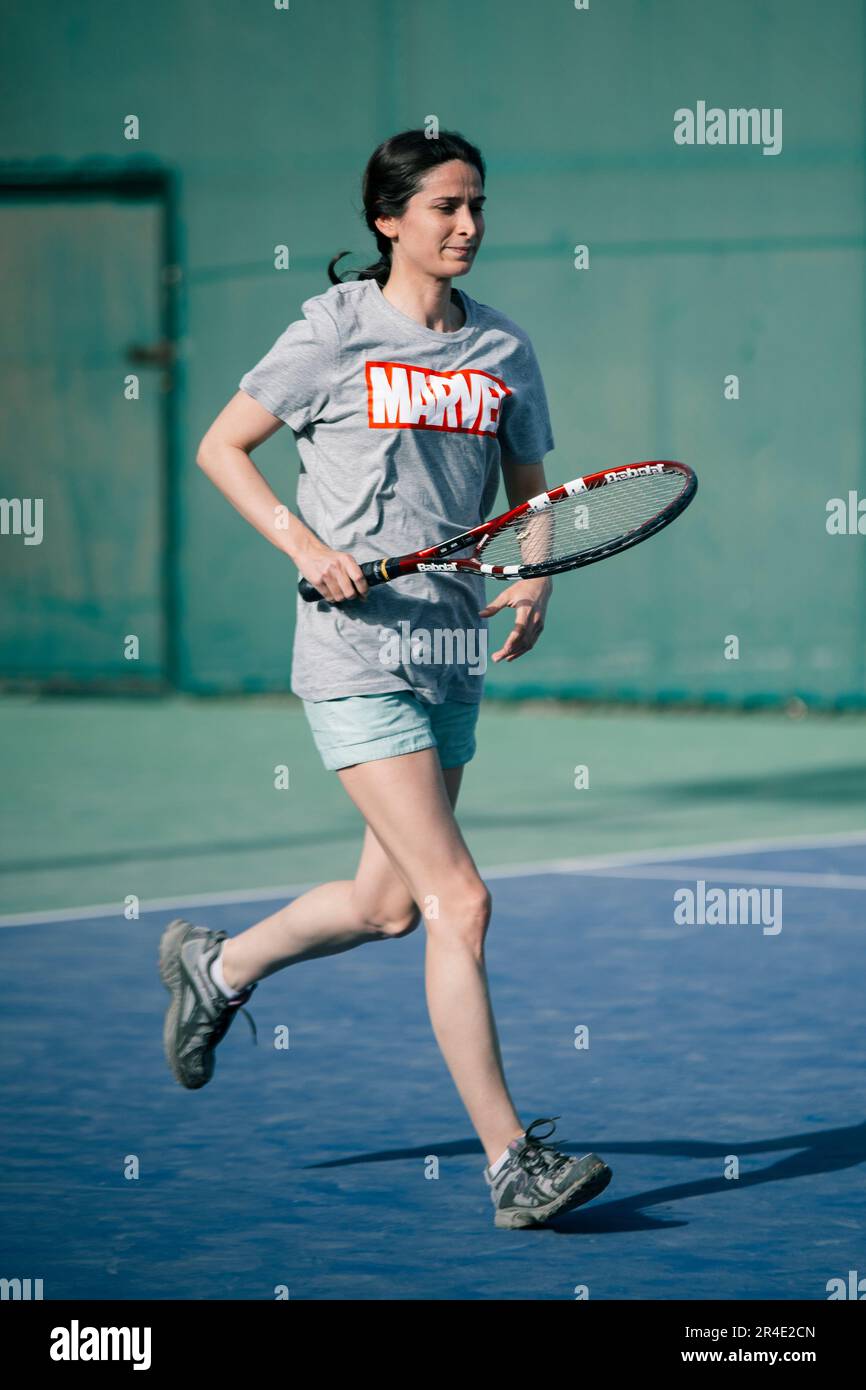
[209,929,258,1045]
[515,1116,571,1178]
[225,990,258,1045]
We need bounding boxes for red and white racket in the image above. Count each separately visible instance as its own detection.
[298,459,697,602]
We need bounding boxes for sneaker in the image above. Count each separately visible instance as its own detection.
[159,918,257,1090]
[483,1116,611,1229]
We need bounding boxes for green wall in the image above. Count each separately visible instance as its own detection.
[1,0,863,705]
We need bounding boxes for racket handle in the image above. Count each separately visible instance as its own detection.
[298,558,397,603]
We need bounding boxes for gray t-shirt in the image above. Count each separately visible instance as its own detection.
[238,277,554,704]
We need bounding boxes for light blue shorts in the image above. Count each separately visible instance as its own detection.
[302,691,480,772]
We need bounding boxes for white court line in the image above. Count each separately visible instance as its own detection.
[477,827,866,881]
[570,866,866,891]
[1,826,865,928]
[0,881,323,929]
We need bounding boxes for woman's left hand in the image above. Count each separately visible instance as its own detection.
[479,576,553,662]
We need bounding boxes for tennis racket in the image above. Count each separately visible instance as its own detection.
[298,459,697,603]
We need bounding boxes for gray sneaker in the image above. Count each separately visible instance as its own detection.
[483,1116,611,1228]
[159,918,257,1090]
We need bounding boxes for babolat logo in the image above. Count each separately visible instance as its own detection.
[49,1320,151,1370]
[604,464,665,482]
[365,360,511,437]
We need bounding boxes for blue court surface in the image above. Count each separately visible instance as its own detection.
[1,832,863,1301]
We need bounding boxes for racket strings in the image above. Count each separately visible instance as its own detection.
[479,473,684,569]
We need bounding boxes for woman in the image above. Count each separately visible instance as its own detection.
[159,128,611,1230]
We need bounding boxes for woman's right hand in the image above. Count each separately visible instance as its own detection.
[294,538,370,604]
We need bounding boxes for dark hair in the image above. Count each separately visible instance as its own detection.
[328,127,486,288]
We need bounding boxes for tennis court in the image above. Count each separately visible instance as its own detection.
[2,696,864,1299]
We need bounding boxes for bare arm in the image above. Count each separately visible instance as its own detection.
[499,456,549,509]
[196,391,368,602]
[479,457,552,662]
[499,457,553,594]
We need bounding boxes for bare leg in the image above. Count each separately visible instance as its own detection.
[220,766,464,987]
[336,749,524,1166]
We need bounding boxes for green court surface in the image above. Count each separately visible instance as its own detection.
[2,694,864,918]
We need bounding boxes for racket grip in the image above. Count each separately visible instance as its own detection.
[298,558,395,603]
